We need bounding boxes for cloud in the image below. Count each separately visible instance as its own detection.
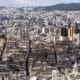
[15,0,27,4]
[11,0,28,7]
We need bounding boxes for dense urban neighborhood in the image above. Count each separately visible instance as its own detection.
[0,7,80,80]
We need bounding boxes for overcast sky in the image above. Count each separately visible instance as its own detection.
[0,0,80,7]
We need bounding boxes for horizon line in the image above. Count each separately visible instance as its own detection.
[0,2,80,8]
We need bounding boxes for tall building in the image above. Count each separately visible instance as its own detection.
[68,26,76,41]
[41,26,54,43]
[61,28,68,37]
[59,27,68,41]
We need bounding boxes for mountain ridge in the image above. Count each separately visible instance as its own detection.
[40,3,80,11]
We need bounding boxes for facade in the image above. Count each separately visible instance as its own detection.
[41,26,54,43]
[68,26,76,41]
[59,27,68,41]
[73,33,80,45]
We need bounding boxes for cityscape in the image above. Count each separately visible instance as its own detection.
[0,1,80,80]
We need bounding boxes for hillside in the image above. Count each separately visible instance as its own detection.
[42,3,80,11]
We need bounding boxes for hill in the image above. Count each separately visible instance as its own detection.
[41,3,80,11]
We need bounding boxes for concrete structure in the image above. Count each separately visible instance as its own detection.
[68,26,76,41]
[73,33,80,45]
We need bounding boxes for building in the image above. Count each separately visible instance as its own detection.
[41,26,54,43]
[59,27,68,41]
[73,33,80,45]
[68,26,76,41]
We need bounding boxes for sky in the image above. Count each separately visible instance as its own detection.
[0,0,80,7]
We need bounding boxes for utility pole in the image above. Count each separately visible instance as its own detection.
[0,35,7,60]
[51,44,57,64]
[53,14,57,64]
[25,23,31,79]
